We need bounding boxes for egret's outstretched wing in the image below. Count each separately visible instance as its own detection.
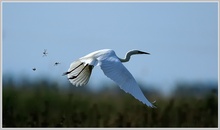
[64,60,93,87]
[100,56,156,108]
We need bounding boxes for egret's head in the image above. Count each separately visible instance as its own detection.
[131,50,150,55]
[119,49,150,62]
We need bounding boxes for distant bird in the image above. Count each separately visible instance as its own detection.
[32,68,36,71]
[63,49,156,108]
[42,49,48,57]
[54,62,61,66]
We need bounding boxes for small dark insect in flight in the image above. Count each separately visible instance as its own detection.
[32,68,36,71]
[54,62,61,66]
[43,49,48,57]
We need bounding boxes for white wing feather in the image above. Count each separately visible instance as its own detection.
[100,56,156,108]
[67,60,93,87]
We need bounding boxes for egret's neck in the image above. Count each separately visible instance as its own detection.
[119,56,130,62]
[119,51,134,62]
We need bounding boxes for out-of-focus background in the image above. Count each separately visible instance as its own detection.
[2,2,218,127]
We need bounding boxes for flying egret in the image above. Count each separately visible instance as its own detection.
[63,49,156,108]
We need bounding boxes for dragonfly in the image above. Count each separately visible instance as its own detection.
[54,62,61,66]
[43,49,48,57]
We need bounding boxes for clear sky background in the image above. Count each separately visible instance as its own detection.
[2,2,218,94]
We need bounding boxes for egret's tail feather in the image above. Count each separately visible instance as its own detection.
[64,60,94,87]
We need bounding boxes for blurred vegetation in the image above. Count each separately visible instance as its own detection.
[2,76,218,127]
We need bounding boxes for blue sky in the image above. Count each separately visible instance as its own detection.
[2,2,218,94]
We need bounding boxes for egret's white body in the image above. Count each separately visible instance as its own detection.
[63,49,156,108]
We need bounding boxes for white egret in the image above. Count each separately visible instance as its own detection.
[63,49,156,108]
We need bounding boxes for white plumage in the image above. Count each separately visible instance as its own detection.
[63,49,156,108]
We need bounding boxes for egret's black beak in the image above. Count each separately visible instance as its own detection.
[138,51,150,55]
